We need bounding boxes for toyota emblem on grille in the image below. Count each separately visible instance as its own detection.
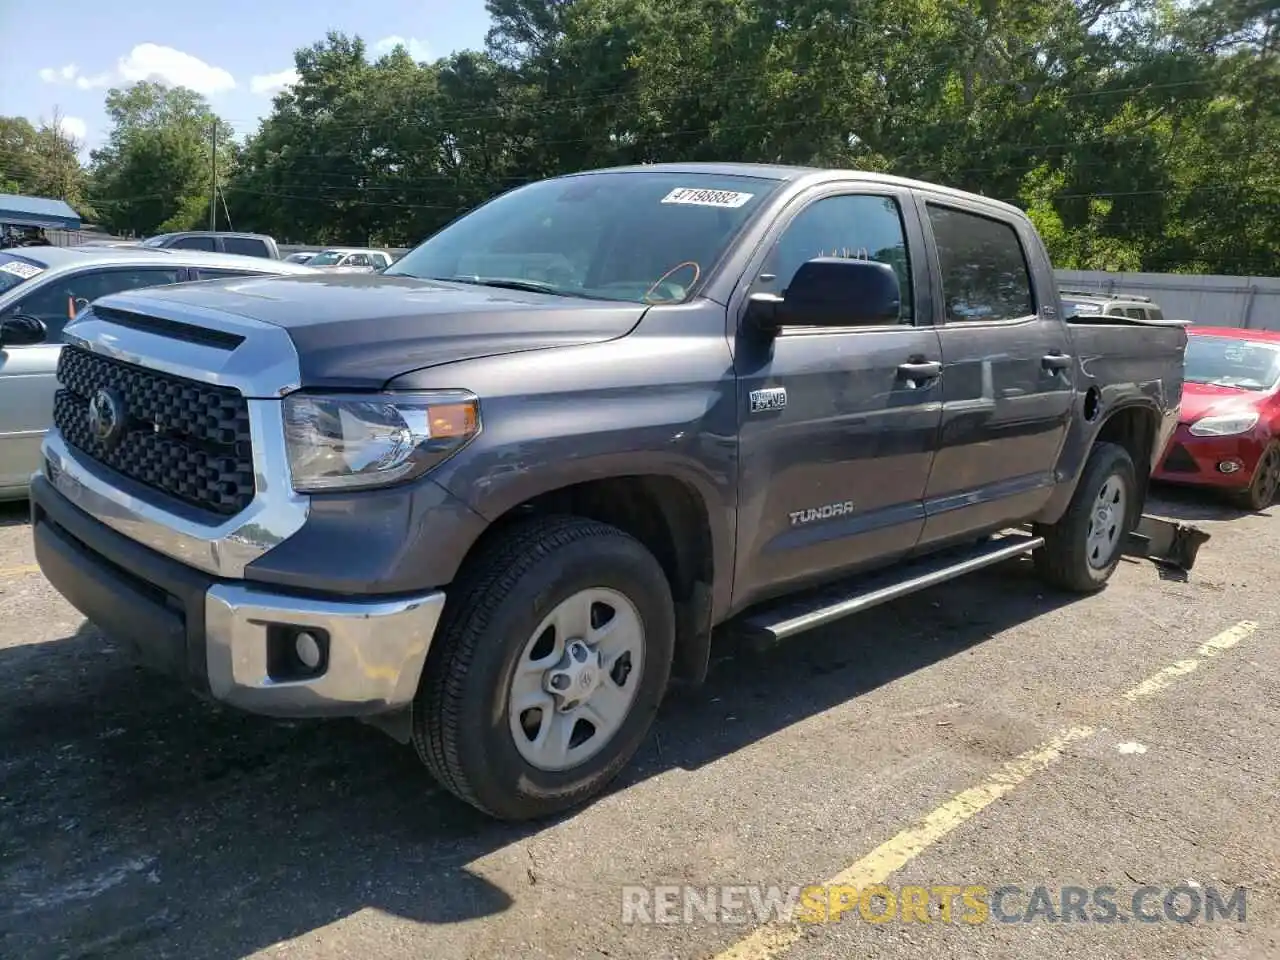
[87,387,125,448]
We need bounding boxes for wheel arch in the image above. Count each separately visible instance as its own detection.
[456,471,727,687]
[1036,399,1165,525]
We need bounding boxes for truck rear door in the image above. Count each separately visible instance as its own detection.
[915,197,1075,548]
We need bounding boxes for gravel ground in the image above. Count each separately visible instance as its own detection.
[0,486,1275,960]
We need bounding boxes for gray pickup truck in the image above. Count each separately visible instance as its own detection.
[24,163,1204,821]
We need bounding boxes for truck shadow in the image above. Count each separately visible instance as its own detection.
[0,556,1080,960]
[1146,482,1272,523]
[0,500,29,527]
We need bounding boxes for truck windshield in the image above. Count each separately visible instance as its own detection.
[1185,335,1280,391]
[385,171,781,304]
[0,253,47,297]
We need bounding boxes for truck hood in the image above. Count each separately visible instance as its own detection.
[95,273,647,388]
[1178,381,1268,424]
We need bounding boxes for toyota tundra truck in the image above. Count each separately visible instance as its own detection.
[21,163,1205,821]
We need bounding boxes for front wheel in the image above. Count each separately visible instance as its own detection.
[1034,442,1138,593]
[412,515,675,820]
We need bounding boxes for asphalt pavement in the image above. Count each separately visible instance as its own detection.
[0,486,1275,960]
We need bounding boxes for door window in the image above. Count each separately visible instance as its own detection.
[751,194,914,324]
[191,268,259,280]
[169,235,217,251]
[9,268,184,342]
[223,236,269,257]
[347,254,372,268]
[927,205,1034,323]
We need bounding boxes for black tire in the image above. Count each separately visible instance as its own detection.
[1034,442,1138,593]
[1233,441,1280,512]
[411,514,675,820]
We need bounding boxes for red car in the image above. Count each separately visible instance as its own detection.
[1154,326,1280,509]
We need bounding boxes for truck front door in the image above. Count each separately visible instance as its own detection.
[916,199,1074,547]
[731,187,943,609]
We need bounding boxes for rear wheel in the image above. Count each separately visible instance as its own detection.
[1034,442,1137,593]
[412,515,674,820]
[1234,441,1280,512]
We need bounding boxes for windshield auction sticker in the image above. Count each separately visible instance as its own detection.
[661,187,755,208]
[0,260,43,280]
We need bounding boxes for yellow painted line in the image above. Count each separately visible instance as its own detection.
[712,620,1259,960]
[711,726,1095,960]
[0,564,41,579]
[1121,620,1257,702]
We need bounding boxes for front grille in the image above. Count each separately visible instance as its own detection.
[1160,442,1200,474]
[53,345,255,516]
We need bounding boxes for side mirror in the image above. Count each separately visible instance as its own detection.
[0,314,48,347]
[746,258,902,333]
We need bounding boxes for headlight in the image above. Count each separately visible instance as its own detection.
[1187,412,1259,437]
[282,390,480,492]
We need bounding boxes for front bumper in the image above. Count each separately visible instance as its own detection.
[1152,426,1266,490]
[31,473,446,718]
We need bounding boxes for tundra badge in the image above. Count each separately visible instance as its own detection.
[790,501,855,526]
[750,387,787,413]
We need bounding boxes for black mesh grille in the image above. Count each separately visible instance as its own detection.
[1161,442,1200,474]
[53,345,255,516]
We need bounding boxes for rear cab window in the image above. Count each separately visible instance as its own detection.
[925,203,1035,322]
[170,235,217,251]
[0,253,47,297]
[223,236,270,257]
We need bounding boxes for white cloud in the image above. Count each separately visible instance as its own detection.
[57,116,88,141]
[250,68,300,96]
[117,43,236,94]
[41,45,235,96]
[76,72,113,90]
[39,63,113,90]
[373,35,431,61]
[38,63,80,84]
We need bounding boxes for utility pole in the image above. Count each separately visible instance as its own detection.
[209,118,217,231]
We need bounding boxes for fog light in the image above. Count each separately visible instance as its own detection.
[295,631,322,668]
[1218,460,1242,474]
[266,624,330,681]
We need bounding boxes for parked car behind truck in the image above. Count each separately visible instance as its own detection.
[27,163,1201,821]
[0,246,315,499]
[1153,325,1280,509]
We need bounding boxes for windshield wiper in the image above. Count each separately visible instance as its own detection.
[426,276,597,299]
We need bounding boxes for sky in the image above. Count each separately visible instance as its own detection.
[0,0,493,155]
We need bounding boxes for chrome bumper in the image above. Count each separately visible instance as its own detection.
[205,584,447,717]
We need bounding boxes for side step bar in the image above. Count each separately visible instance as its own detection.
[739,533,1044,646]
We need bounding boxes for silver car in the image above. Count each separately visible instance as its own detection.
[305,248,393,272]
[0,246,315,500]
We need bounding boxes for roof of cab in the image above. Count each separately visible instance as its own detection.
[565,161,1028,216]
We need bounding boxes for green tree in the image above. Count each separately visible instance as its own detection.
[88,82,232,236]
[0,112,88,209]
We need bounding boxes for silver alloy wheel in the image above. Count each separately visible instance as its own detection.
[1086,473,1127,568]
[508,587,646,772]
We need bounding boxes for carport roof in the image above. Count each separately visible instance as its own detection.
[0,193,81,230]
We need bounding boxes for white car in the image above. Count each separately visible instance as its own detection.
[305,248,393,272]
